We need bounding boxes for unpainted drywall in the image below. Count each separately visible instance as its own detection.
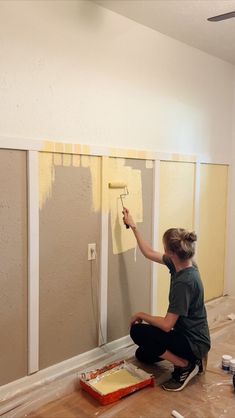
[0,150,28,385]
[39,153,101,369]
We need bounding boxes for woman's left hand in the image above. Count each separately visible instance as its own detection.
[130,312,143,327]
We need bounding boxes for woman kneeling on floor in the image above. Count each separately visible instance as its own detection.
[123,208,211,392]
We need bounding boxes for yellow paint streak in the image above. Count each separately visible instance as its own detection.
[63,154,72,166]
[137,151,146,159]
[64,144,73,154]
[39,153,55,210]
[88,156,101,212]
[110,148,154,160]
[101,157,110,213]
[44,141,55,152]
[54,153,62,166]
[127,149,138,159]
[172,153,196,163]
[73,154,80,167]
[74,144,82,154]
[108,158,143,255]
[81,155,90,168]
[43,141,93,157]
[54,142,64,153]
[82,145,91,155]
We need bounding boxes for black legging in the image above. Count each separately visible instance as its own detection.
[130,323,197,364]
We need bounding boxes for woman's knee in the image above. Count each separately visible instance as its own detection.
[135,347,157,364]
[130,323,145,344]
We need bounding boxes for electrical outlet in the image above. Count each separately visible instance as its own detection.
[88,243,96,260]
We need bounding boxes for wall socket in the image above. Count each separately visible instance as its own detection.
[88,243,96,260]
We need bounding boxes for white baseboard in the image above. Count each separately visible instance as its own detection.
[0,335,134,417]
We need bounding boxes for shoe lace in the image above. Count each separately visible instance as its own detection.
[172,366,182,382]
[172,364,191,383]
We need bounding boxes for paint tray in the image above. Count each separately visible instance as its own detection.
[80,360,154,405]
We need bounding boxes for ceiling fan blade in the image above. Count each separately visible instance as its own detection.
[207,11,235,21]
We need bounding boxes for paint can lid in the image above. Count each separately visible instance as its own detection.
[222,354,233,360]
[230,359,235,365]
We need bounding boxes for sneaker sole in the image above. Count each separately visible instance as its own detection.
[162,364,199,392]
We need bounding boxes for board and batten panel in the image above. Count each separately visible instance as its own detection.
[197,164,228,300]
[157,161,196,316]
[39,153,101,369]
[107,158,153,342]
[0,149,28,385]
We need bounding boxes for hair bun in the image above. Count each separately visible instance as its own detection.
[186,231,197,242]
[163,228,197,260]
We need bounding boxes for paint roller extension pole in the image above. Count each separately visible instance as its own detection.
[108,182,130,229]
[171,410,184,418]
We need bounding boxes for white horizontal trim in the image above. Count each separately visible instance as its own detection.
[198,154,232,165]
[0,136,43,151]
[0,135,231,164]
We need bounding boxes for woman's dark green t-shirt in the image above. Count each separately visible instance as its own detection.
[163,255,211,359]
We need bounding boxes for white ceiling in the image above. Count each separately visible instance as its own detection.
[94,0,235,65]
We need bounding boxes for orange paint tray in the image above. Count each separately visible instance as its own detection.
[80,360,155,405]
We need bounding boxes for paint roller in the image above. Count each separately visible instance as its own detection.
[108,182,130,228]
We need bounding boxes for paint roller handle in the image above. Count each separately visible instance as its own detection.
[125,218,130,229]
[122,208,130,229]
[122,208,136,230]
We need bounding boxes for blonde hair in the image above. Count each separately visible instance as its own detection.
[163,228,197,260]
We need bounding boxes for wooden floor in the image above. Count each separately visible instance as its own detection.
[24,297,235,418]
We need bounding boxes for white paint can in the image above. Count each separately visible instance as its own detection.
[222,354,232,372]
[229,358,235,374]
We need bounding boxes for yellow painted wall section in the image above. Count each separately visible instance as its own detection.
[157,161,196,315]
[197,164,228,301]
[39,153,55,210]
[108,158,143,255]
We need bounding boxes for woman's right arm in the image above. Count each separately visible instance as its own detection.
[123,208,164,264]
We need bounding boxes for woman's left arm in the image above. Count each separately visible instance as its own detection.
[130,311,179,333]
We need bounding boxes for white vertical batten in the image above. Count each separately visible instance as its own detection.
[223,163,231,296]
[99,156,109,345]
[27,151,39,374]
[151,159,160,315]
[194,160,201,256]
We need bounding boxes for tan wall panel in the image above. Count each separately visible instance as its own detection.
[197,164,228,300]
[107,159,153,342]
[157,161,195,315]
[39,154,101,369]
[0,150,28,385]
